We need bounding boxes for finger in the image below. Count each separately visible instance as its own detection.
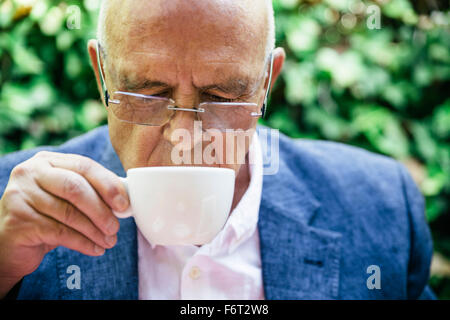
[35,165,119,236]
[40,152,129,212]
[25,186,117,249]
[31,208,106,257]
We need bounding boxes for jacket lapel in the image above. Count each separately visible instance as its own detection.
[257,133,342,299]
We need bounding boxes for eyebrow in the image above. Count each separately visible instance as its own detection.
[120,76,256,96]
[122,77,168,91]
[199,78,253,96]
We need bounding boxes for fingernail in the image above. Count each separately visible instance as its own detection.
[105,235,116,247]
[113,194,129,212]
[94,245,105,255]
[106,218,119,235]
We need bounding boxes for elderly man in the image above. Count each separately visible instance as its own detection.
[0,0,434,300]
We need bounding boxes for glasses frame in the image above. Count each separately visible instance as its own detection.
[96,41,274,125]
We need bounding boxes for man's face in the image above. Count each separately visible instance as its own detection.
[94,0,271,174]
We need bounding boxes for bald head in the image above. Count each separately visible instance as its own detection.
[97,0,275,63]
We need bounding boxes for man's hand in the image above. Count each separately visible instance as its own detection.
[0,151,130,298]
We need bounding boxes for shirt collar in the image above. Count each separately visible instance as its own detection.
[218,130,263,252]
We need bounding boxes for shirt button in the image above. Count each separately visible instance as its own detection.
[189,266,201,280]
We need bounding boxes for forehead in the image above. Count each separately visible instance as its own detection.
[110,58,264,101]
[105,0,268,76]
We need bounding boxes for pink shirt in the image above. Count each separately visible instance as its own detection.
[137,132,264,299]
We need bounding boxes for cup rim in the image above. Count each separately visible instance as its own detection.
[127,166,235,175]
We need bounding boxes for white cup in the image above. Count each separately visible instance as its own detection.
[113,166,235,246]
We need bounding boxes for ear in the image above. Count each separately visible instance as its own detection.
[87,39,106,106]
[269,47,285,91]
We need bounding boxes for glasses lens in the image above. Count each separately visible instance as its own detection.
[199,103,260,131]
[109,92,260,129]
[110,93,173,126]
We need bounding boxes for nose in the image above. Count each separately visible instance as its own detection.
[163,101,203,149]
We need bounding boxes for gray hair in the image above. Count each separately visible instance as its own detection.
[97,0,275,62]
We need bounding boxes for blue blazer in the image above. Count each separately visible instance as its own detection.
[0,126,435,299]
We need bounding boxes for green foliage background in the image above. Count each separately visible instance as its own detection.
[0,0,449,298]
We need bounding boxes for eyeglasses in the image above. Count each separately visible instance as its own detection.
[96,42,274,131]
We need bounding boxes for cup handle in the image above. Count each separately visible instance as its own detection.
[112,177,133,219]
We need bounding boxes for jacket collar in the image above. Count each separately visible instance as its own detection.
[255,126,322,226]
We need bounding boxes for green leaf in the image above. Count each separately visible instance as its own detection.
[425,197,446,222]
[265,108,303,138]
[351,105,409,158]
[0,0,13,28]
[432,100,450,139]
[382,0,415,20]
[411,122,438,161]
[56,30,75,51]
[283,61,317,105]
[287,17,321,53]
[305,107,351,140]
[38,6,64,36]
[422,172,446,196]
[76,100,107,131]
[65,51,83,78]
[12,42,44,74]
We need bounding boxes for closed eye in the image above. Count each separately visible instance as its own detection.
[202,93,234,103]
[151,91,171,98]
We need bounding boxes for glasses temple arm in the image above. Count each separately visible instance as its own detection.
[96,41,110,107]
[261,52,274,118]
